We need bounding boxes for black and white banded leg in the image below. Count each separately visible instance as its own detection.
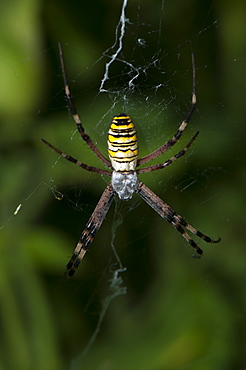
[58,42,112,169]
[66,183,115,277]
[137,182,221,256]
[137,131,199,174]
[137,52,197,166]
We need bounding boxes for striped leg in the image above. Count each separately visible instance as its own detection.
[58,42,112,169]
[137,182,220,255]
[137,131,199,174]
[41,138,112,176]
[66,183,115,277]
[137,52,196,166]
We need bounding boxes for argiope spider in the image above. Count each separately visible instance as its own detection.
[42,43,221,277]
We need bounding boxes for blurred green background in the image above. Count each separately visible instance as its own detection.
[0,0,246,369]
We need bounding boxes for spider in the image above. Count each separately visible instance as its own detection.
[42,43,221,277]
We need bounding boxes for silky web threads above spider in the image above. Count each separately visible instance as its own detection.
[42,43,221,277]
[107,114,139,172]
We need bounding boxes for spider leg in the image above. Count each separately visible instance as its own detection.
[137,52,196,166]
[137,131,199,174]
[58,42,112,169]
[66,182,115,277]
[137,181,221,256]
[42,138,112,176]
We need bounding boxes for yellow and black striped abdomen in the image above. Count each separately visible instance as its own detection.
[108,113,138,172]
